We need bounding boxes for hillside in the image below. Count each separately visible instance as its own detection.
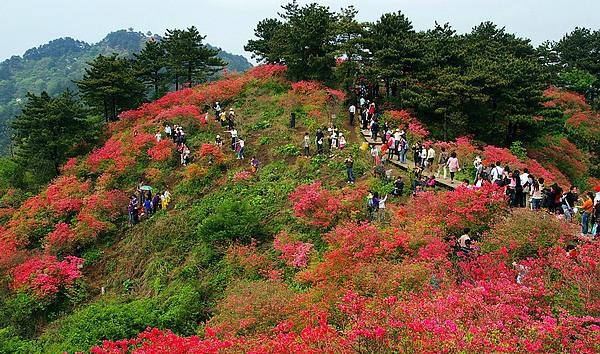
[0,29,252,154]
[0,65,597,353]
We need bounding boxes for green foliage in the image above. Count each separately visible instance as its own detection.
[162,26,226,89]
[11,90,101,185]
[37,299,158,353]
[246,1,343,82]
[0,327,36,354]
[196,198,269,245]
[509,141,528,161]
[76,53,146,121]
[275,143,300,157]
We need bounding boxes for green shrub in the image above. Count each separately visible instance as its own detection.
[37,299,159,353]
[275,144,300,157]
[196,199,269,245]
[0,327,37,354]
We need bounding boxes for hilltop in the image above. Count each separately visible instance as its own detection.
[0,29,252,154]
[0,65,597,353]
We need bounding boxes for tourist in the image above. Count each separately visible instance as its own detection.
[250,157,259,173]
[437,147,449,179]
[349,103,356,125]
[490,161,504,184]
[370,119,379,143]
[316,128,324,154]
[561,186,578,222]
[215,134,223,149]
[303,132,310,157]
[378,194,388,222]
[236,138,245,159]
[412,142,421,167]
[579,192,594,235]
[446,152,460,183]
[155,131,162,142]
[214,101,221,121]
[345,155,355,184]
[392,176,405,196]
[339,133,347,150]
[420,145,427,168]
[530,178,544,210]
[228,127,238,151]
[473,156,483,183]
[457,228,472,255]
[152,192,160,214]
[399,135,408,164]
[426,145,435,172]
[164,124,172,138]
[370,144,380,165]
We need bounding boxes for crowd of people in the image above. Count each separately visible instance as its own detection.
[161,123,191,166]
[127,180,171,226]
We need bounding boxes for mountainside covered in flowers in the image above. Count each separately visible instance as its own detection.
[0,65,598,353]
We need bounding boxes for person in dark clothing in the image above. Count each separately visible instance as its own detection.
[345,156,355,183]
[392,176,405,196]
[371,120,379,142]
[316,128,324,154]
[561,186,579,222]
[152,193,160,214]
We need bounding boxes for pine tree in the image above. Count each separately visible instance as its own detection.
[162,27,225,90]
[134,39,168,99]
[11,91,101,183]
[76,54,146,121]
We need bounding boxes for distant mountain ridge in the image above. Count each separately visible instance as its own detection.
[0,29,253,154]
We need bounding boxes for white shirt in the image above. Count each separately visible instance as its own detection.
[155,132,161,142]
[420,149,427,159]
[239,139,245,148]
[303,136,310,147]
[458,234,471,248]
[427,148,435,159]
[378,195,388,209]
[349,105,356,113]
[491,166,504,181]
[520,173,529,186]
[230,129,238,138]
[393,132,402,140]
[594,192,600,204]
[360,97,366,106]
[164,126,171,134]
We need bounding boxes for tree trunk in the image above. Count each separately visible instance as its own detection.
[175,74,179,91]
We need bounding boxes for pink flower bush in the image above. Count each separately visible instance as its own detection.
[11,255,83,299]
[273,232,313,268]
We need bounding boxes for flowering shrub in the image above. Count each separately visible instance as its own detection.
[147,139,175,161]
[232,170,252,182]
[44,222,77,253]
[247,64,287,79]
[383,110,430,139]
[45,176,91,215]
[273,231,313,268]
[199,144,225,165]
[11,255,83,299]
[87,138,131,173]
[156,105,203,123]
[480,209,576,261]
[289,181,341,228]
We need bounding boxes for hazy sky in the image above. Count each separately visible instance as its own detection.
[1,0,599,61]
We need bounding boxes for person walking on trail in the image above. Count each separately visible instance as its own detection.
[393,129,402,160]
[227,108,236,130]
[152,192,161,214]
[420,146,428,168]
[370,192,380,220]
[236,138,245,159]
[426,146,436,172]
[378,194,388,222]
[215,134,223,149]
[316,128,324,154]
[214,102,221,121]
[227,128,238,151]
[370,119,379,143]
[370,144,381,165]
[164,124,172,138]
[530,178,544,210]
[473,156,483,183]
[399,136,408,164]
[339,133,347,150]
[579,192,594,235]
[490,161,504,184]
[412,142,421,167]
[303,132,310,157]
[349,104,356,125]
[447,152,460,183]
[561,186,578,222]
[437,147,449,179]
[250,157,259,173]
[345,155,355,184]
